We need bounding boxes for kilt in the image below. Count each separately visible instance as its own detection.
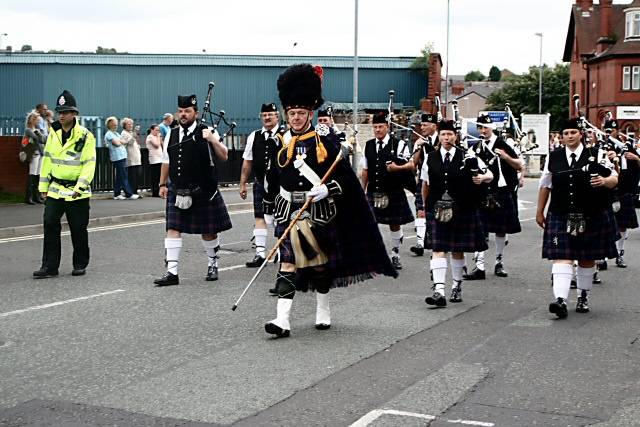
[480,191,522,234]
[614,193,639,229]
[415,179,424,211]
[252,180,265,219]
[166,186,232,235]
[542,211,619,260]
[275,219,340,292]
[367,189,415,225]
[426,207,488,253]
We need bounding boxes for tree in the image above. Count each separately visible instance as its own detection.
[464,70,486,82]
[96,46,117,54]
[486,63,569,131]
[21,44,32,52]
[489,66,502,82]
[410,43,434,72]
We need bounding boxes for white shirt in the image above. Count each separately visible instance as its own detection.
[538,144,616,189]
[242,126,279,161]
[420,146,489,184]
[361,134,410,169]
[485,133,498,151]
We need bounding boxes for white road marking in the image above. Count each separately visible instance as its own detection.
[350,409,494,427]
[0,290,126,319]
[219,264,246,272]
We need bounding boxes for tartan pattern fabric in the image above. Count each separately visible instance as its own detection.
[414,179,424,211]
[542,211,619,260]
[367,189,415,225]
[166,186,232,235]
[252,180,265,219]
[480,191,522,234]
[614,193,638,229]
[426,208,488,253]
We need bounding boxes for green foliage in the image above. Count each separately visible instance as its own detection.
[96,46,118,54]
[47,49,64,53]
[410,43,434,72]
[486,63,569,131]
[465,70,486,82]
[489,65,502,82]
[20,44,32,52]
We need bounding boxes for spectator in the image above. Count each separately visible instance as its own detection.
[159,113,173,139]
[22,110,47,204]
[121,117,142,196]
[104,116,139,200]
[146,124,163,197]
[35,103,50,139]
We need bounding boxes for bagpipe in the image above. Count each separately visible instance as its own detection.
[200,82,237,144]
[451,100,496,180]
[502,103,539,154]
[568,95,614,177]
[385,89,418,192]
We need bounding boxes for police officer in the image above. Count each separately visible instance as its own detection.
[536,118,618,318]
[410,113,438,256]
[154,95,233,286]
[33,90,96,278]
[239,103,282,268]
[361,112,415,270]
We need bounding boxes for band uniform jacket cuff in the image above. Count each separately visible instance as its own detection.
[326,180,342,197]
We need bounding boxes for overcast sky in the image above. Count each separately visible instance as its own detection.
[1,0,628,75]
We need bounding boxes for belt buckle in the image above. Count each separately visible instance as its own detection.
[291,191,307,203]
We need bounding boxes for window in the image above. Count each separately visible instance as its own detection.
[635,66,640,90]
[622,66,640,90]
[626,10,640,39]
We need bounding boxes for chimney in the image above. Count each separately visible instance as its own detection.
[576,0,593,15]
[597,0,615,52]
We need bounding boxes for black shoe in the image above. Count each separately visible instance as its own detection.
[425,291,447,307]
[597,260,608,271]
[549,297,568,319]
[449,282,463,303]
[576,296,590,313]
[264,322,290,338]
[246,254,266,268]
[463,268,485,280]
[494,262,508,277]
[592,271,601,285]
[615,254,627,268]
[570,278,577,289]
[268,286,279,295]
[206,265,218,281]
[71,268,86,276]
[410,244,424,256]
[154,271,179,286]
[33,268,59,279]
[315,323,331,330]
[391,255,402,270]
[25,199,36,205]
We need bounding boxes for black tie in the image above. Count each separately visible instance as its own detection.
[444,152,451,168]
[377,139,384,152]
[265,130,272,139]
[569,153,577,169]
[181,126,190,142]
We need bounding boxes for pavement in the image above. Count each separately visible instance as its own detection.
[1,180,640,426]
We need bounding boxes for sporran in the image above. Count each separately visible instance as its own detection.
[566,212,586,236]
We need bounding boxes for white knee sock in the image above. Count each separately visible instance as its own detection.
[254,228,268,258]
[415,218,426,246]
[495,235,506,262]
[431,257,448,295]
[576,266,594,296]
[475,251,486,271]
[201,237,219,267]
[165,238,182,275]
[552,263,573,300]
[616,236,625,253]
[390,229,403,255]
[451,258,465,285]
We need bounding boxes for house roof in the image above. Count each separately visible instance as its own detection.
[564,1,640,63]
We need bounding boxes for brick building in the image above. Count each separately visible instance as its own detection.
[564,0,640,135]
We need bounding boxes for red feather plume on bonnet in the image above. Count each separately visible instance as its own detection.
[313,65,324,82]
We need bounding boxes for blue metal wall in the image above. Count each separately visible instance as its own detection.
[0,56,426,134]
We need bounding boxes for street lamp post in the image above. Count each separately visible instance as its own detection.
[535,32,543,114]
[352,0,359,170]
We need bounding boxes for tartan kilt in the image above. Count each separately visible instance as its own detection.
[614,193,639,229]
[166,186,232,235]
[542,211,619,260]
[367,189,415,225]
[274,219,341,292]
[480,191,522,234]
[414,179,424,211]
[426,207,488,253]
[252,180,265,219]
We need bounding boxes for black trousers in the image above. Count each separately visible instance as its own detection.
[148,163,161,196]
[127,165,141,194]
[42,197,90,270]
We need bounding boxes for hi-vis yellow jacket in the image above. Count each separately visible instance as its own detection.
[38,120,96,201]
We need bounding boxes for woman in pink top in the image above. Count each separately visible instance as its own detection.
[146,124,164,197]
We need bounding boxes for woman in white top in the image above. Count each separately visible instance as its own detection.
[121,117,142,195]
[145,124,163,197]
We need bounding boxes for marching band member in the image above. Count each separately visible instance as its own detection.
[264,64,396,338]
[536,118,618,318]
[422,120,493,306]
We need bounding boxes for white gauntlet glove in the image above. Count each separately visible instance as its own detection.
[307,184,329,201]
